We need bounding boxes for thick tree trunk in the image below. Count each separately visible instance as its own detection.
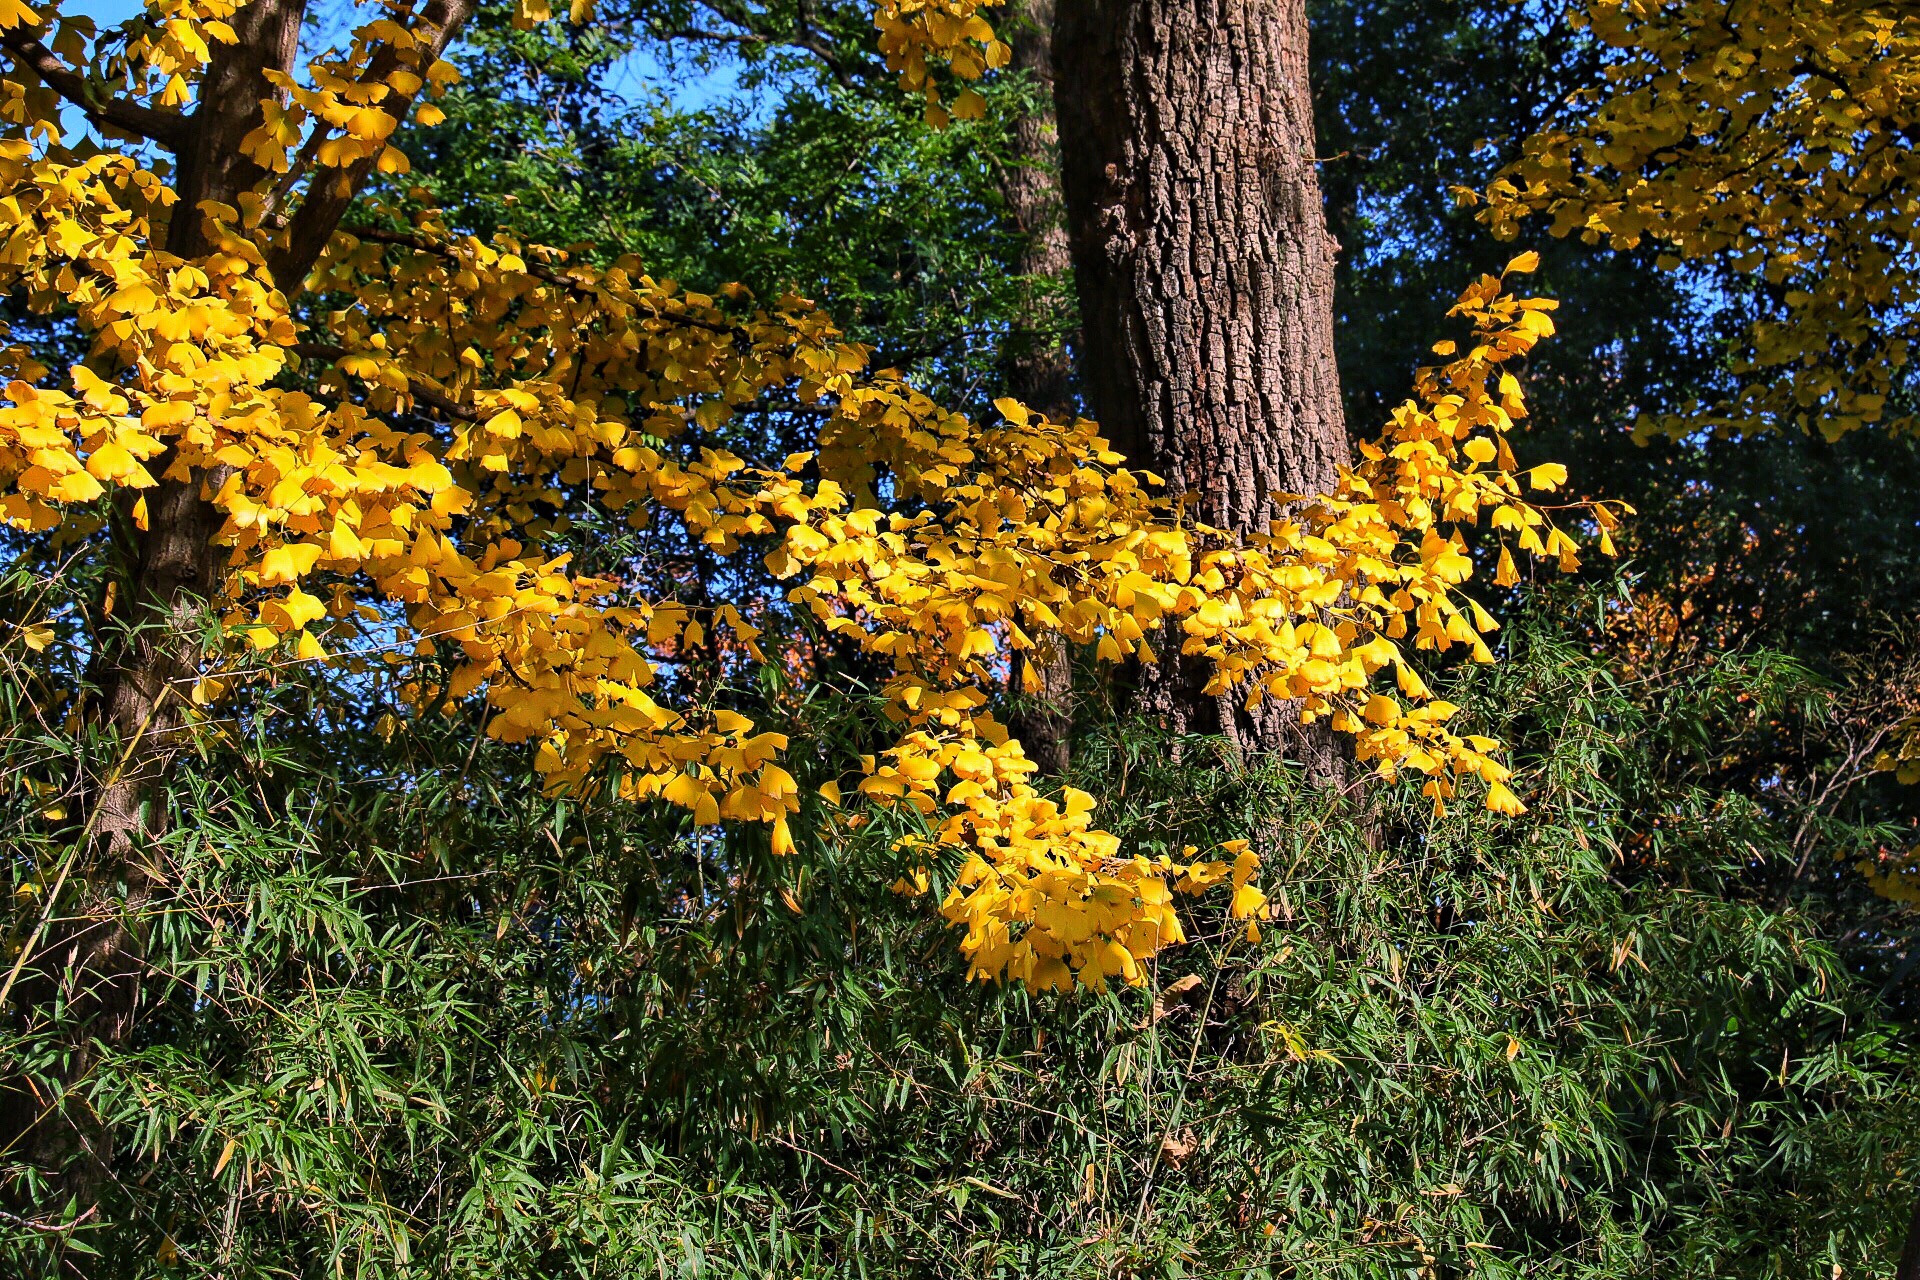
[1899,1191,1920,1280]
[69,0,471,1033]
[0,9,318,1235]
[92,0,306,851]
[73,0,309,1050]
[1051,0,1348,777]
[998,0,1076,424]
[997,0,1078,776]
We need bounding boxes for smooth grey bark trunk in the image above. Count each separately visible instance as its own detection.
[1051,0,1348,777]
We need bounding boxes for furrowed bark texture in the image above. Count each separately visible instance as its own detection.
[1,8,320,1236]
[1052,0,1349,778]
[72,1,312,1077]
[997,0,1079,776]
[92,0,310,862]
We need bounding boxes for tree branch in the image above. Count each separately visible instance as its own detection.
[342,224,753,341]
[659,0,873,90]
[0,32,192,150]
[291,342,478,421]
[267,0,479,290]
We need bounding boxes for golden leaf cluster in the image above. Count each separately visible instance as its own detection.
[0,0,1611,989]
[1465,0,1919,443]
[872,0,1009,125]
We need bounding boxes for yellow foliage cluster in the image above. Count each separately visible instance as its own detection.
[1878,711,1920,786]
[1468,0,1920,888]
[872,0,1009,125]
[0,0,1611,989]
[1467,0,1919,443]
[246,9,459,177]
[1856,843,1920,906]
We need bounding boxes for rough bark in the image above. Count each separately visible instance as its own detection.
[998,0,1076,423]
[0,12,320,1238]
[48,0,308,1117]
[75,0,476,1034]
[996,0,1079,776]
[1051,0,1349,778]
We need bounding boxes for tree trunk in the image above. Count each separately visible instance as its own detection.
[4,0,481,1237]
[997,0,1079,776]
[1899,1191,1920,1280]
[88,0,307,857]
[0,9,316,1238]
[1051,0,1349,777]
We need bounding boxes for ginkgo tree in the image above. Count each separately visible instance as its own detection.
[0,0,1613,995]
[1468,0,1920,833]
[1472,0,1918,446]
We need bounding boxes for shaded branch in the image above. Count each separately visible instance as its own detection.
[0,32,192,150]
[291,342,478,421]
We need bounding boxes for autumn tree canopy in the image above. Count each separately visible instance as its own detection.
[1476,0,1919,445]
[0,0,1610,991]
[3,0,1916,1275]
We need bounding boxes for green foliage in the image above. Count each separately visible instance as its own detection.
[4,570,1911,1275]
[398,7,1038,406]
[1311,0,1920,661]
[4,3,1916,1274]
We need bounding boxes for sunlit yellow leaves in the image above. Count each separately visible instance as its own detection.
[83,439,152,486]
[1480,0,1920,440]
[258,543,321,584]
[274,588,328,630]
[1527,463,1567,491]
[1494,545,1520,589]
[873,0,1007,118]
[0,1,1611,996]
[1485,780,1526,816]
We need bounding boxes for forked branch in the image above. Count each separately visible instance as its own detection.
[0,32,192,150]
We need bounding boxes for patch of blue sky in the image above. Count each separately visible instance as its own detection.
[53,0,775,138]
[607,40,767,125]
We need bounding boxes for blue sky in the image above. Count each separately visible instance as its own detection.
[71,0,142,27]
[63,0,756,117]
